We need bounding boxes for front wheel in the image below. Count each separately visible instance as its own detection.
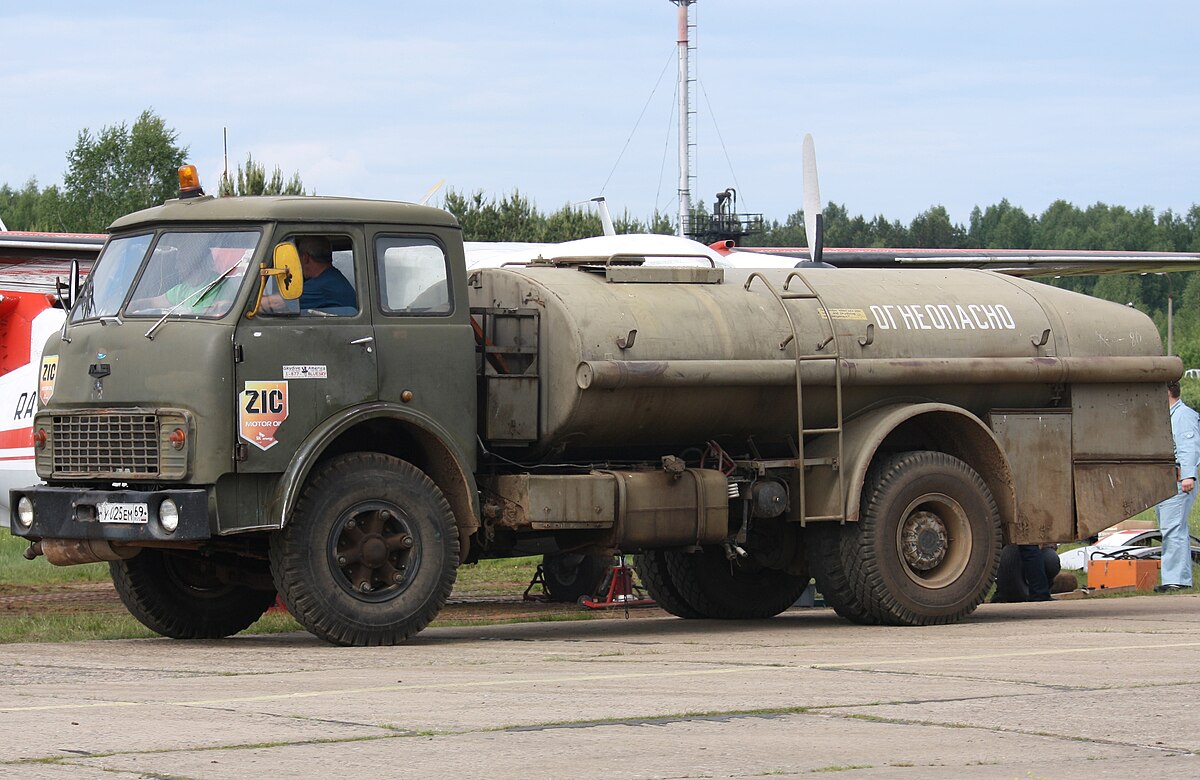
[270,453,459,646]
[110,550,277,639]
[838,450,1002,625]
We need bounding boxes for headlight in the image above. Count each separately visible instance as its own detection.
[16,497,33,529]
[159,499,179,533]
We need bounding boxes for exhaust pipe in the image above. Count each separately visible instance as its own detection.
[40,539,139,566]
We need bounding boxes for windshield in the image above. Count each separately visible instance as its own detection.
[71,233,153,322]
[72,230,260,322]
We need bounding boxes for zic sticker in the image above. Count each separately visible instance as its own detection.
[38,356,58,405]
[239,381,288,451]
[283,365,328,380]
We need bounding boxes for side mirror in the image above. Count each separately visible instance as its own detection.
[248,243,304,318]
[53,259,82,311]
[273,243,303,300]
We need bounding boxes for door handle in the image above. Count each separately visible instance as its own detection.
[348,336,374,346]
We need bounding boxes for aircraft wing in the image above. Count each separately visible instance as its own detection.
[732,247,1200,277]
[465,234,724,269]
[0,232,103,293]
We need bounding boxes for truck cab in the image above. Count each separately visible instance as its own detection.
[12,185,480,645]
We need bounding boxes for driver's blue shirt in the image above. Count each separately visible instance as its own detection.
[300,266,355,310]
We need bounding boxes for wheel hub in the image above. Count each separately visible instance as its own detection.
[361,536,389,568]
[900,510,948,572]
[332,507,416,599]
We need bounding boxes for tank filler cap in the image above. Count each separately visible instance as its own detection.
[661,455,686,479]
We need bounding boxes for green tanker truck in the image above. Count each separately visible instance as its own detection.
[8,169,1180,645]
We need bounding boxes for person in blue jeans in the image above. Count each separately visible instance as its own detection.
[991,544,1058,602]
[1017,544,1053,601]
[1155,381,1199,592]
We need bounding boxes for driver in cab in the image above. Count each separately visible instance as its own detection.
[294,236,355,311]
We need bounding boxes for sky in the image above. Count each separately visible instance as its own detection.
[1,1,1198,227]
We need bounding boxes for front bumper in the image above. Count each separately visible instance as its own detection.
[9,486,213,543]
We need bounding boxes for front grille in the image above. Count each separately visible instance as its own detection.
[52,413,160,477]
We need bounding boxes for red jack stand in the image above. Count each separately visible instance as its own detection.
[581,556,655,609]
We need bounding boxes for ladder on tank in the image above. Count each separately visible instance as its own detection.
[743,271,846,523]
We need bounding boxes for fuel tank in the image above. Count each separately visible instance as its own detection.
[469,264,1174,457]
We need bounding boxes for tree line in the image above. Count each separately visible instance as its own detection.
[2,109,1199,367]
[0,110,303,234]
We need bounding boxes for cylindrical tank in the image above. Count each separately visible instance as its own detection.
[469,265,1172,457]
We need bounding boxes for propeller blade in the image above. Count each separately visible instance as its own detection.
[418,179,446,206]
[591,197,617,237]
[802,134,823,264]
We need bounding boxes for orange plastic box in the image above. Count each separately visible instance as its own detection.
[1087,558,1160,591]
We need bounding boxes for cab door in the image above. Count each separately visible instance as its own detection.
[368,226,476,465]
[233,226,377,474]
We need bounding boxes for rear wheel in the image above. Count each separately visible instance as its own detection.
[807,523,879,625]
[633,551,704,618]
[110,550,276,639]
[541,553,612,603]
[837,451,1001,625]
[270,453,459,646]
[665,546,811,619]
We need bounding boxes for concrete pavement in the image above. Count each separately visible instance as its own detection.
[1,595,1198,779]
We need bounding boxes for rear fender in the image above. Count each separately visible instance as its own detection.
[805,403,1017,537]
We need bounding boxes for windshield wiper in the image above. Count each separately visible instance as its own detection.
[144,264,241,340]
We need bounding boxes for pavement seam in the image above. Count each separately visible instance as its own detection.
[10,703,1195,770]
[0,664,764,713]
[1,708,817,767]
[808,665,1087,691]
[809,707,1199,757]
[806,639,1200,669]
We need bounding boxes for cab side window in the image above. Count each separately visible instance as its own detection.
[376,236,451,314]
[263,234,358,316]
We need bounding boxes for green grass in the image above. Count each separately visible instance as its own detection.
[0,612,153,643]
[0,530,109,586]
[0,603,305,644]
[453,556,541,595]
[811,766,873,773]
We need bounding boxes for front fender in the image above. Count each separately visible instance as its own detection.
[265,402,479,535]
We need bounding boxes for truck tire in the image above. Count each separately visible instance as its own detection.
[270,453,459,646]
[806,524,880,625]
[541,553,611,603]
[842,450,1001,626]
[664,546,811,619]
[633,551,704,618]
[109,550,277,639]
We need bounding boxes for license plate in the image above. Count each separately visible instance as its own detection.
[98,502,149,524]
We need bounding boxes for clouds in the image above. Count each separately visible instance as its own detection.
[0,1,1197,226]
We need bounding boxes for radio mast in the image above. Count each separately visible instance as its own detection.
[670,1,760,245]
[672,0,696,238]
